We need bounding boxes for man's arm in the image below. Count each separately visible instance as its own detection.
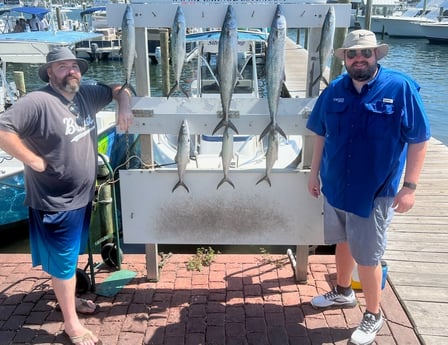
[308,135,325,198]
[392,140,428,213]
[0,130,46,172]
[109,84,134,132]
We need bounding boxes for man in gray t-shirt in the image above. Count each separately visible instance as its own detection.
[0,47,133,345]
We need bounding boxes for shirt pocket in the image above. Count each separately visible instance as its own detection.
[363,100,400,139]
[325,102,349,138]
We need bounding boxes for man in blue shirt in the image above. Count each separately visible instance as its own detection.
[306,30,430,345]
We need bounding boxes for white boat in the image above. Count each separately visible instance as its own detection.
[0,30,122,228]
[420,21,448,43]
[152,29,302,174]
[357,0,446,37]
[74,6,122,61]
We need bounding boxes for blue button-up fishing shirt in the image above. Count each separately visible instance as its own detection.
[306,65,430,217]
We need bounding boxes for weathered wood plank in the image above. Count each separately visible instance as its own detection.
[384,251,448,263]
[389,272,448,287]
[404,301,448,335]
[386,241,448,252]
[387,232,448,242]
[389,286,448,303]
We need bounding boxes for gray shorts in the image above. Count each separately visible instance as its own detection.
[323,197,394,266]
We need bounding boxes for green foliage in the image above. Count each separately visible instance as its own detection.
[186,247,218,271]
[258,247,288,268]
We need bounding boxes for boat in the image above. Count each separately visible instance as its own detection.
[152,29,302,174]
[0,30,129,229]
[74,6,122,61]
[0,6,50,33]
[420,21,448,43]
[357,0,446,37]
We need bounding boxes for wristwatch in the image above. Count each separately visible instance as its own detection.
[403,181,417,190]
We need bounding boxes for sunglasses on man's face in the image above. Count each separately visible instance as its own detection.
[346,49,374,59]
[68,103,85,127]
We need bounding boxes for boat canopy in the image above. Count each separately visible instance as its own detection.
[10,6,50,19]
[80,6,106,18]
[0,31,103,63]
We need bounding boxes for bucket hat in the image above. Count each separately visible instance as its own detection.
[38,46,88,82]
[334,29,389,60]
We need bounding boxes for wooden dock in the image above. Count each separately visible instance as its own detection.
[385,137,448,345]
[283,37,448,345]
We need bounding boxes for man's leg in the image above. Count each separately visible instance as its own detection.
[335,242,356,288]
[52,275,99,345]
[358,263,382,314]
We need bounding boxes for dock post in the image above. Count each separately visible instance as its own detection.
[160,29,170,97]
[13,71,26,97]
[145,244,159,281]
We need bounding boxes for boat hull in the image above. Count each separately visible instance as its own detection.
[420,22,448,43]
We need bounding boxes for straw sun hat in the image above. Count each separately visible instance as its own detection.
[334,29,389,60]
[38,46,88,82]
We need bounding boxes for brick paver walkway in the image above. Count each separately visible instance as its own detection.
[0,253,420,344]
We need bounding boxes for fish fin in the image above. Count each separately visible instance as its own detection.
[172,180,190,193]
[216,177,235,190]
[120,82,137,96]
[212,118,226,135]
[275,124,288,140]
[259,121,273,141]
[180,85,190,98]
[256,175,272,187]
[227,120,239,134]
[167,81,179,99]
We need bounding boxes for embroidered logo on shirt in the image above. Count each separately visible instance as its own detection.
[382,98,394,104]
[333,98,344,103]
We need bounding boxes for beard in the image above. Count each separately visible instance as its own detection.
[61,75,81,93]
[346,62,377,82]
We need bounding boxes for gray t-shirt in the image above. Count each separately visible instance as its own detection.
[0,84,113,211]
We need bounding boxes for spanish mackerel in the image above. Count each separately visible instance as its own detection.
[311,6,335,88]
[256,129,279,187]
[260,5,287,141]
[120,4,137,95]
[212,5,239,135]
[172,120,191,192]
[167,6,189,98]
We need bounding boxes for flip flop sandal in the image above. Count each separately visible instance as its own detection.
[68,329,103,345]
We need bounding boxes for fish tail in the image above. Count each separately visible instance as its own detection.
[227,119,239,134]
[120,81,137,96]
[259,121,273,141]
[216,176,235,190]
[275,124,288,140]
[167,81,179,99]
[212,118,226,135]
[256,175,272,187]
[172,180,190,193]
[180,85,190,98]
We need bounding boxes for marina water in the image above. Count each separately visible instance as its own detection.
[1,34,447,253]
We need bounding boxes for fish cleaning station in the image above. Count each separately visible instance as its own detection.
[106,1,351,282]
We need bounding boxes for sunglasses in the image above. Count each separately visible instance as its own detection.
[346,49,374,59]
[69,102,85,127]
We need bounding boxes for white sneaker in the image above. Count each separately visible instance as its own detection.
[350,311,384,345]
[311,287,357,309]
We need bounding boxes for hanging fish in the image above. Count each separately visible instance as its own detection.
[167,6,189,98]
[213,5,239,135]
[120,4,137,95]
[172,120,191,193]
[260,4,287,141]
